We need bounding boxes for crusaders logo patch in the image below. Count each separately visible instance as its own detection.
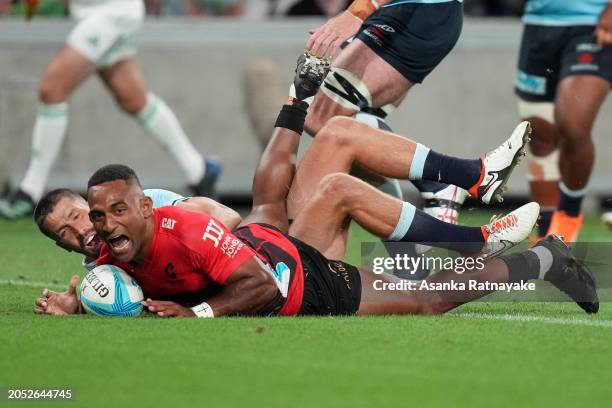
[577,53,594,65]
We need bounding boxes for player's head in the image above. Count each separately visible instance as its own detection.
[87,164,154,263]
[34,188,101,258]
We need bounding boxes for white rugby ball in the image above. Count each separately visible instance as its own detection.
[80,264,143,317]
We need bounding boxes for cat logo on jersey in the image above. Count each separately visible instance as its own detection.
[162,218,176,230]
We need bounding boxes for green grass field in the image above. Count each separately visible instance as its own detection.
[2,212,612,408]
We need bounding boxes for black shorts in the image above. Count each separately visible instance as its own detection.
[290,237,362,316]
[355,2,463,84]
[516,24,612,102]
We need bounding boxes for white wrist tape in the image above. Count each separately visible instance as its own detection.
[191,302,215,318]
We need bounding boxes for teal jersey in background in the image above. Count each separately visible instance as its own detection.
[523,0,610,26]
[143,188,187,208]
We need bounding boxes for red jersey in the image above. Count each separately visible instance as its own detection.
[97,206,304,316]
[232,223,304,316]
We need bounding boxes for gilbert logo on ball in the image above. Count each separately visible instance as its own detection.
[80,265,144,317]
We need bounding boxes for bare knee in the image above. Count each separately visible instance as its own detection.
[316,116,356,149]
[557,120,591,151]
[39,78,69,104]
[113,90,147,115]
[316,172,356,210]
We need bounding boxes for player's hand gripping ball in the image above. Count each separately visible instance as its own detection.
[80,265,144,317]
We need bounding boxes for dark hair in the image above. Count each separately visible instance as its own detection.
[87,164,141,190]
[34,189,84,238]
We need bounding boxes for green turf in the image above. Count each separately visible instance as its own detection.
[1,213,612,408]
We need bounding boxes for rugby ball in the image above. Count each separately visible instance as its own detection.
[80,264,143,317]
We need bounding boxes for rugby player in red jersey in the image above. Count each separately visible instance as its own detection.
[86,54,598,317]
[32,188,241,315]
[88,164,598,317]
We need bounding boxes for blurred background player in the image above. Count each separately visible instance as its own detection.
[302,0,469,222]
[516,0,612,242]
[0,0,222,220]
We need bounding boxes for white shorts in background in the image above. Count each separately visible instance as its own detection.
[67,1,144,68]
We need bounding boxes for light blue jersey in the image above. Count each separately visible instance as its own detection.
[83,188,186,270]
[523,0,609,26]
[385,0,461,7]
[143,188,186,207]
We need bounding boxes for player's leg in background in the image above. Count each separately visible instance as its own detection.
[354,112,468,220]
[0,45,96,219]
[304,38,412,136]
[299,41,412,205]
[289,173,538,261]
[302,1,464,205]
[513,23,567,238]
[305,0,464,137]
[98,58,221,197]
[287,115,529,220]
[517,99,559,238]
[548,74,610,241]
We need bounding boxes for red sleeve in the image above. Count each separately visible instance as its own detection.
[185,212,256,284]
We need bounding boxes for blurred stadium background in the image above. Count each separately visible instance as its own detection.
[1,0,611,212]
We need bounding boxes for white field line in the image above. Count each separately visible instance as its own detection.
[0,279,65,291]
[2,278,610,328]
[455,312,612,328]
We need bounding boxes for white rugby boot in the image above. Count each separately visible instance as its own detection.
[480,201,540,258]
[468,121,531,204]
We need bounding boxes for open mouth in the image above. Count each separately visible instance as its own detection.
[107,234,131,255]
[83,232,100,252]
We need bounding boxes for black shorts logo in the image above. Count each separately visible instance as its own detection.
[363,27,383,47]
[376,24,395,33]
[328,261,352,290]
[578,53,594,65]
[571,52,599,72]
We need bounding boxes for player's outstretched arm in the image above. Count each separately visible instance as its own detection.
[243,125,302,232]
[242,53,330,231]
[34,275,84,315]
[142,256,280,318]
[307,0,391,58]
[177,197,242,230]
